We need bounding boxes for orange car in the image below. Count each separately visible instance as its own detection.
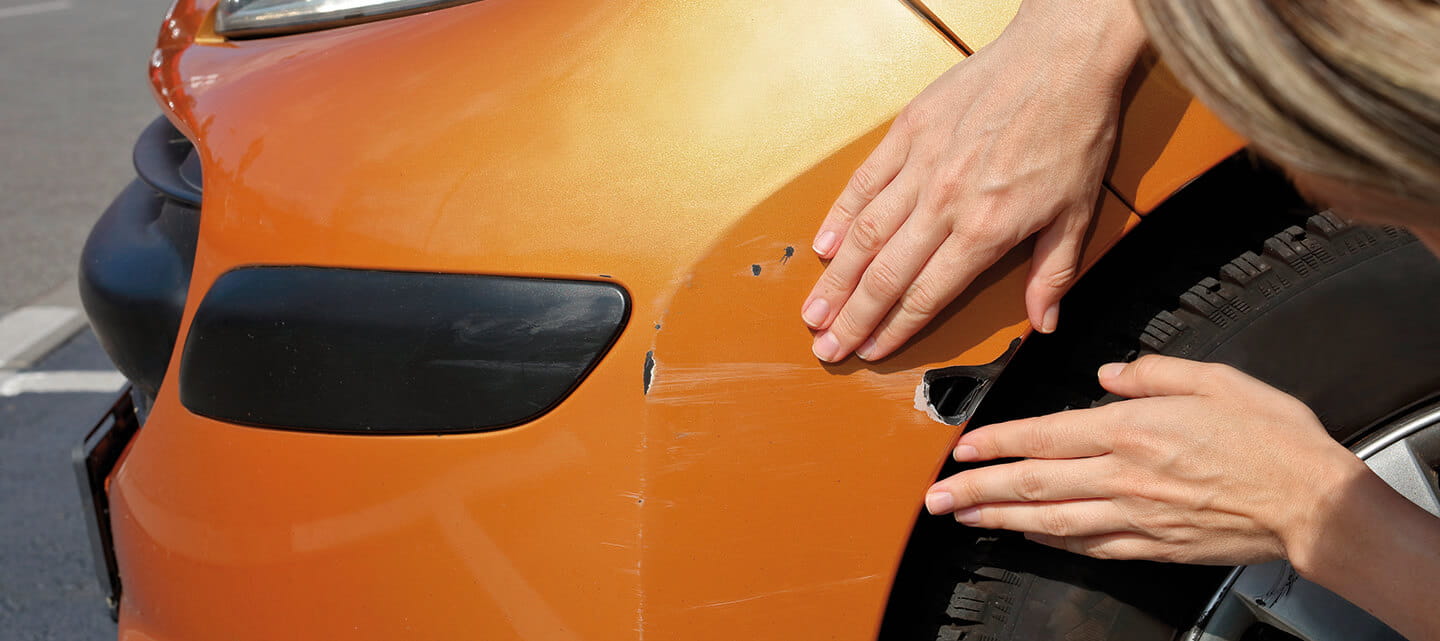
[75,1,1440,640]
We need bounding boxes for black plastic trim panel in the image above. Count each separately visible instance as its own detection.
[179,267,630,434]
[72,390,141,621]
[132,116,202,206]
[79,180,200,397]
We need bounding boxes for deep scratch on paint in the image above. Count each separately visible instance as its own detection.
[643,350,656,394]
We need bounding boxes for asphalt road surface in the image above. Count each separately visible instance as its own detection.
[0,0,174,315]
[1,1,174,638]
[1,330,120,640]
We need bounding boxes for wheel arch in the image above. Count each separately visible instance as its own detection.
[883,150,1440,639]
[884,154,1318,639]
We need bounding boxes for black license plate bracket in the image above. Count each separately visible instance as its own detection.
[72,388,139,621]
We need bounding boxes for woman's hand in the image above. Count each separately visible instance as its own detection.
[923,355,1369,567]
[801,0,1147,362]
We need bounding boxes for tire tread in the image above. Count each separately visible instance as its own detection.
[918,212,1417,641]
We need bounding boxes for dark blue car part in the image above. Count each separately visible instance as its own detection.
[132,115,202,206]
[79,116,202,398]
[179,267,629,434]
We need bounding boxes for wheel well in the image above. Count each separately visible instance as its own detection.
[972,155,1315,423]
[878,154,1316,639]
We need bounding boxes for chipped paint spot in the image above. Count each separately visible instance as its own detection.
[642,350,657,395]
[598,274,613,278]
[654,323,661,330]
[751,264,762,276]
[781,246,794,264]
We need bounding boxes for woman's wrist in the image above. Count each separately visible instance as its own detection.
[1009,0,1148,86]
[1277,449,1440,641]
[1279,446,1392,579]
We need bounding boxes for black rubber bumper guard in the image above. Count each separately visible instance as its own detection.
[78,116,201,399]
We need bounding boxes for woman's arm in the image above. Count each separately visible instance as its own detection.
[802,0,1147,362]
[1294,460,1440,641]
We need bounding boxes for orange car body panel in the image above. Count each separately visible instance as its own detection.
[112,1,1229,639]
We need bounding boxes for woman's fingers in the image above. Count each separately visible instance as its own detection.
[925,457,1116,514]
[929,360,1344,568]
[947,499,1132,537]
[1097,354,1240,399]
[857,233,1002,361]
[820,210,951,361]
[955,406,1118,461]
[812,129,910,259]
[802,175,917,326]
[1024,205,1091,334]
[816,198,1093,362]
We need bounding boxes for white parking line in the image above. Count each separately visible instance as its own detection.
[0,0,71,20]
[0,305,85,369]
[0,370,127,397]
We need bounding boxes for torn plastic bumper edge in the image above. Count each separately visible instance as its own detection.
[915,338,1022,426]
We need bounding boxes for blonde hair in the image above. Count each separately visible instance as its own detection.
[1134,0,1440,204]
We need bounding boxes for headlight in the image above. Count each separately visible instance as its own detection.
[214,0,481,38]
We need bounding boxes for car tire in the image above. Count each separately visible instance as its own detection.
[881,211,1440,641]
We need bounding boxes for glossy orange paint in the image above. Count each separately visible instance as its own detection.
[1109,55,1247,213]
[110,1,1212,640]
[919,0,1245,212]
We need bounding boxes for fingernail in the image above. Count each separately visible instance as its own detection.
[812,331,841,362]
[1098,362,1125,380]
[1041,304,1059,334]
[856,337,878,360]
[953,444,979,461]
[813,231,837,255]
[955,506,981,525]
[802,298,830,327]
[924,492,954,515]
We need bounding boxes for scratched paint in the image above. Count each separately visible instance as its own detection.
[644,362,913,407]
[642,350,657,395]
[682,574,882,611]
